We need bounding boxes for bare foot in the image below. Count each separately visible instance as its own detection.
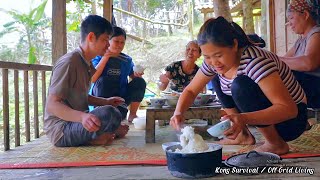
[254,141,289,155]
[115,124,129,139]
[88,133,115,146]
[128,114,137,123]
[217,130,256,145]
[306,118,317,130]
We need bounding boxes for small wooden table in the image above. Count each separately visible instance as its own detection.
[145,103,222,143]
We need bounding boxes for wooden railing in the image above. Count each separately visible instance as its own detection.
[0,61,52,151]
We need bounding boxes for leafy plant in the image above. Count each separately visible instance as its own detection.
[0,0,49,64]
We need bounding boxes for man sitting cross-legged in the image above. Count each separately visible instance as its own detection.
[44,15,128,147]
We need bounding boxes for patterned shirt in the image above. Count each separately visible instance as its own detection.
[165,61,199,92]
[201,46,305,104]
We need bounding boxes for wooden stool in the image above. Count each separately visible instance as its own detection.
[145,104,222,143]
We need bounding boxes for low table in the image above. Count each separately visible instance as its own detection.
[145,103,222,143]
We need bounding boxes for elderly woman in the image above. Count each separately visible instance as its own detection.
[279,0,320,108]
[158,40,201,92]
[170,17,308,155]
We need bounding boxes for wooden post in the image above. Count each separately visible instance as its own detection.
[166,11,172,36]
[52,0,67,65]
[212,0,232,22]
[242,0,255,34]
[2,69,9,151]
[261,0,268,49]
[103,0,113,22]
[146,111,156,143]
[204,11,208,22]
[187,0,194,39]
[24,71,30,142]
[14,70,20,147]
[42,71,46,124]
[267,0,276,52]
[33,71,39,138]
[117,0,122,26]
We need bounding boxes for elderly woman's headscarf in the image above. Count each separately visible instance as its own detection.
[288,0,319,13]
[288,0,320,22]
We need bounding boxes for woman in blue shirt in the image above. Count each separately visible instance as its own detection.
[91,26,146,123]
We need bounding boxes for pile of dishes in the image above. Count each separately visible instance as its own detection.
[149,92,216,108]
[161,92,180,107]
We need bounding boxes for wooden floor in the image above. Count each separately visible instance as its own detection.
[0,110,319,179]
[0,156,319,180]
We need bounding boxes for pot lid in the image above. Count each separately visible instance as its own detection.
[225,150,281,167]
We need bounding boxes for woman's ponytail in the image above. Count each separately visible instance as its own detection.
[197,16,252,48]
[230,22,252,48]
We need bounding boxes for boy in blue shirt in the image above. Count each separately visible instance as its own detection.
[91,27,146,122]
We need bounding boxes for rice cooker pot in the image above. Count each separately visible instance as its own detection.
[165,144,222,178]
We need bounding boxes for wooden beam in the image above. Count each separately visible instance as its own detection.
[52,0,67,65]
[231,0,261,13]
[103,0,113,22]
[0,61,52,71]
[232,12,261,18]
[127,34,151,44]
[268,0,276,52]
[113,7,189,27]
[199,8,214,14]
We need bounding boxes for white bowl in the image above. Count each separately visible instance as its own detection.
[161,93,180,99]
[150,98,166,108]
[133,65,145,73]
[207,120,231,139]
[162,142,180,151]
[193,94,211,106]
[132,117,146,130]
[166,98,179,107]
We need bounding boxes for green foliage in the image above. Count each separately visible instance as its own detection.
[133,0,158,14]
[0,26,16,38]
[129,0,176,17]
[0,46,19,62]
[0,0,49,64]
[67,20,80,32]
[33,0,48,22]
[28,46,37,64]
[160,0,176,10]
[66,0,97,32]
[3,21,16,28]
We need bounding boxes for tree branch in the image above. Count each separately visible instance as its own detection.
[83,0,92,4]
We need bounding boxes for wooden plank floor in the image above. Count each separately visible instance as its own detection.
[0,130,319,179]
[0,156,319,180]
[0,110,319,179]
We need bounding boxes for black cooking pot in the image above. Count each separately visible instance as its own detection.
[225,150,281,168]
[165,143,222,179]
